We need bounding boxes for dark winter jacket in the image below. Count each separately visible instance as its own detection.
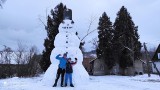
[66,61,77,73]
[56,54,67,69]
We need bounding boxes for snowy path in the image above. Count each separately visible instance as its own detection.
[0,74,160,90]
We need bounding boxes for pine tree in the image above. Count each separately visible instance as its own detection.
[113,6,141,75]
[134,26,142,60]
[96,12,115,70]
[40,3,66,72]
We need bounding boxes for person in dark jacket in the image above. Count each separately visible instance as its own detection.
[53,53,68,87]
[65,58,77,87]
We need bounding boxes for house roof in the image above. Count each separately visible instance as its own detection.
[89,58,97,64]
[152,44,160,61]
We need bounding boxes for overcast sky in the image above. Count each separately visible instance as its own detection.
[0,0,160,52]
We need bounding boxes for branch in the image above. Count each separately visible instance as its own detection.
[87,16,97,33]
[38,18,47,27]
[81,29,97,41]
[88,37,98,49]
[39,17,48,31]
[81,16,97,42]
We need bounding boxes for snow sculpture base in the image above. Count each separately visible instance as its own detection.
[42,47,89,86]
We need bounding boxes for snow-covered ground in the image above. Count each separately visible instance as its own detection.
[0,74,160,90]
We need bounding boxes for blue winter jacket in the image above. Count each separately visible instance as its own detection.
[56,54,67,69]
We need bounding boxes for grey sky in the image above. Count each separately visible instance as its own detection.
[0,0,160,52]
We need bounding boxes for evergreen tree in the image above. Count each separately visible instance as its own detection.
[96,12,115,70]
[134,26,142,60]
[113,6,141,74]
[40,3,66,72]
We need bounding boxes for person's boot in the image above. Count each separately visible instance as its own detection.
[60,82,64,87]
[70,84,74,87]
[53,83,57,87]
[65,83,67,87]
[53,78,58,87]
[61,84,64,87]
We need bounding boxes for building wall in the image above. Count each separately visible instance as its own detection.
[110,63,119,75]
[152,62,160,73]
[93,59,107,76]
[92,59,144,76]
[83,58,92,73]
[134,60,143,74]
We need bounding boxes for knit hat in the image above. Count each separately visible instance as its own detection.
[63,53,67,57]
[67,58,71,60]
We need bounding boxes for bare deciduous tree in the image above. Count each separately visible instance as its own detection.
[0,43,42,78]
[14,41,27,64]
[81,16,97,42]
[88,37,98,50]
[0,45,13,64]
[0,45,13,78]
[13,41,28,77]
[27,46,41,76]
[0,51,3,64]
[79,16,97,52]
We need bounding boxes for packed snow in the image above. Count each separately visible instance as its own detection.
[43,19,89,86]
[0,74,160,90]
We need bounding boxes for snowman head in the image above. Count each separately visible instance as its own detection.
[58,19,74,33]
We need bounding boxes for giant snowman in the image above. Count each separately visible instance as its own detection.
[43,9,89,86]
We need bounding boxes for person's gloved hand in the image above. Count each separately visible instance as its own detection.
[75,58,77,61]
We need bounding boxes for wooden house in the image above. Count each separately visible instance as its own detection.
[89,58,144,76]
[152,44,160,73]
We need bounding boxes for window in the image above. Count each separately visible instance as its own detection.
[158,53,160,59]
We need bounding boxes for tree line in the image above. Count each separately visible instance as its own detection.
[96,6,141,75]
[0,42,42,78]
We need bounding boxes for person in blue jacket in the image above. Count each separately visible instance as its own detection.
[53,53,68,87]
